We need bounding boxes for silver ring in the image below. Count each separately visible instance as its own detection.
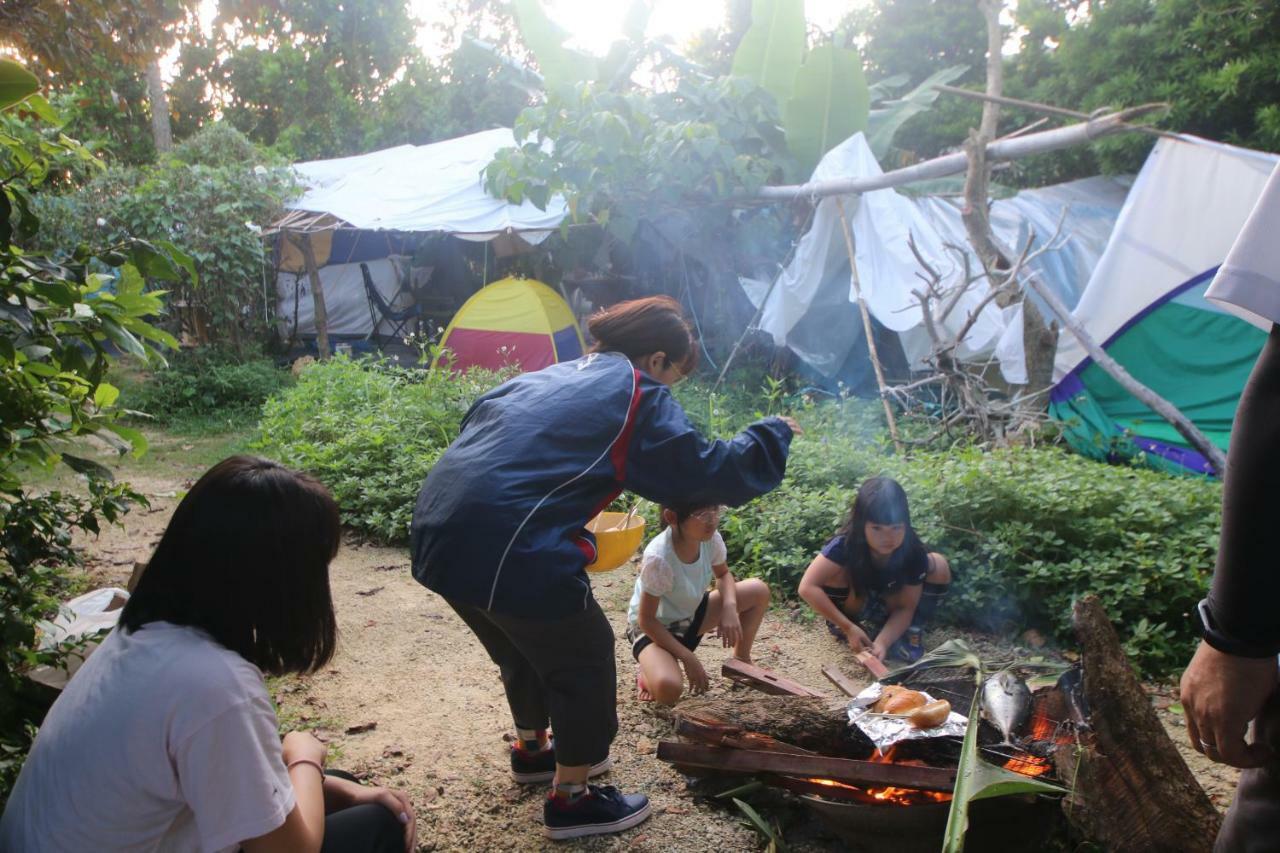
[1199,739,1215,750]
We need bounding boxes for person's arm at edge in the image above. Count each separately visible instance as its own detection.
[243,732,326,853]
[797,554,871,651]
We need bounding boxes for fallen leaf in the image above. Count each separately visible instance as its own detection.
[1168,702,1185,715]
[345,721,378,734]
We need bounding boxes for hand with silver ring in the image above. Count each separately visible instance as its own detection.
[1199,739,1215,751]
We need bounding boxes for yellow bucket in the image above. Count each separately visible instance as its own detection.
[584,511,646,573]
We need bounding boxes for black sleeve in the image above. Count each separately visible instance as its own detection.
[1209,323,1280,654]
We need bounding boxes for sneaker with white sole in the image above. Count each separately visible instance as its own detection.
[510,738,613,784]
[543,785,651,840]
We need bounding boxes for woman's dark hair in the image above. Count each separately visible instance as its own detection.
[834,476,925,595]
[588,296,700,375]
[120,455,340,676]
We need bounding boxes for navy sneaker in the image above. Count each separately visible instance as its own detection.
[510,738,612,784]
[543,785,651,840]
[888,627,924,663]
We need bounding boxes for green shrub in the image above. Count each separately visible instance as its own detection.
[126,346,293,430]
[254,357,507,542]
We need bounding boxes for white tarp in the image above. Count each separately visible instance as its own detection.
[1054,136,1279,381]
[278,256,412,338]
[744,132,1127,383]
[288,128,567,242]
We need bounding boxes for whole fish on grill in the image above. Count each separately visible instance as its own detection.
[981,670,1032,746]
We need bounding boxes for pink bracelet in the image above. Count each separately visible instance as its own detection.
[287,758,326,780]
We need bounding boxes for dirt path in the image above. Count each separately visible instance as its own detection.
[69,437,1240,850]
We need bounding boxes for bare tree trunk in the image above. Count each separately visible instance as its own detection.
[961,0,1058,426]
[144,58,172,154]
[296,232,331,360]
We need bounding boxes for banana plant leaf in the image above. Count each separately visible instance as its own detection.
[865,65,969,159]
[512,0,597,93]
[731,0,806,108]
[0,59,39,110]
[460,36,545,97]
[942,686,1065,852]
[784,41,869,177]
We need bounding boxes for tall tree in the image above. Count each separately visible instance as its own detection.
[0,0,197,158]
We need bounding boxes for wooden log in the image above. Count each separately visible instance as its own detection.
[721,658,826,697]
[674,717,815,756]
[295,231,331,360]
[657,741,958,792]
[677,695,874,758]
[1054,595,1221,852]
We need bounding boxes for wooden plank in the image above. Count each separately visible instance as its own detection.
[821,665,862,698]
[721,658,825,697]
[855,651,890,680]
[656,741,958,793]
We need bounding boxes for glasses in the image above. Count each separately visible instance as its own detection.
[690,506,726,523]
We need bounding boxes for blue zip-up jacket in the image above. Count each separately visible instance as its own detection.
[410,351,794,619]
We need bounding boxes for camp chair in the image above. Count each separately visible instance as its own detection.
[360,261,422,341]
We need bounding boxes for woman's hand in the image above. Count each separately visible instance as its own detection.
[869,640,888,662]
[718,610,743,649]
[778,415,804,437]
[842,622,871,653]
[324,777,417,852]
[282,731,327,768]
[683,654,710,695]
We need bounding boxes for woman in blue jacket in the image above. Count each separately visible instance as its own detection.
[411,296,798,841]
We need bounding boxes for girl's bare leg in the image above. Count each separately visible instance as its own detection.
[636,643,685,706]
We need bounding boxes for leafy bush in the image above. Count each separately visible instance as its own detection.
[254,357,508,542]
[126,346,293,430]
[32,123,295,345]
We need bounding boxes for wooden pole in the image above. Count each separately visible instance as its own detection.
[1021,270,1227,475]
[295,231,331,360]
[933,85,1176,139]
[753,106,1163,202]
[834,197,905,454]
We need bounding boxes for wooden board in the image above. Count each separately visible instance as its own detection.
[855,650,890,679]
[821,665,862,697]
[721,658,826,697]
[656,741,957,792]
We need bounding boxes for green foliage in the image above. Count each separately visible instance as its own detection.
[484,77,791,240]
[125,346,293,430]
[731,0,807,107]
[784,40,870,175]
[254,357,509,542]
[1,63,174,803]
[32,123,295,344]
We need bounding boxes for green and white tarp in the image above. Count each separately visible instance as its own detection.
[1050,136,1278,475]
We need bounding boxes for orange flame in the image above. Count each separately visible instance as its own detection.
[803,747,953,806]
[1002,754,1051,777]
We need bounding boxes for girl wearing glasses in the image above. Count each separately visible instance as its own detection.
[798,477,950,664]
[626,504,770,705]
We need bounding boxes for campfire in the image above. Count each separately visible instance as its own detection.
[656,597,1225,853]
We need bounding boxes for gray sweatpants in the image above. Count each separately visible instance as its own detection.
[1217,691,1280,853]
[446,595,618,767]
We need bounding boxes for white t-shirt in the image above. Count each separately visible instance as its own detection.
[0,622,295,853]
[626,528,727,629]
[1206,162,1280,326]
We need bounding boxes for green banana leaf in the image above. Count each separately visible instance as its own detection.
[512,0,598,92]
[865,65,969,159]
[942,686,1065,852]
[0,59,39,110]
[731,0,806,107]
[784,41,869,177]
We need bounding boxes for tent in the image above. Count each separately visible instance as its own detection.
[1050,136,1278,475]
[269,128,568,344]
[740,132,1127,391]
[438,277,584,372]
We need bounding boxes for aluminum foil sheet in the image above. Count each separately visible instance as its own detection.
[846,682,970,751]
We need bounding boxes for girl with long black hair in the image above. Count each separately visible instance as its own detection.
[798,477,950,663]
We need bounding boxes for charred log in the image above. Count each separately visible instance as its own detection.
[1055,595,1221,852]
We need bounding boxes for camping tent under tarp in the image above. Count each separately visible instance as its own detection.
[740,132,1128,390]
[438,277,584,373]
[271,129,569,343]
[1050,136,1278,475]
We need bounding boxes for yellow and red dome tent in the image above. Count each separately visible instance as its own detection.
[437,277,584,373]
